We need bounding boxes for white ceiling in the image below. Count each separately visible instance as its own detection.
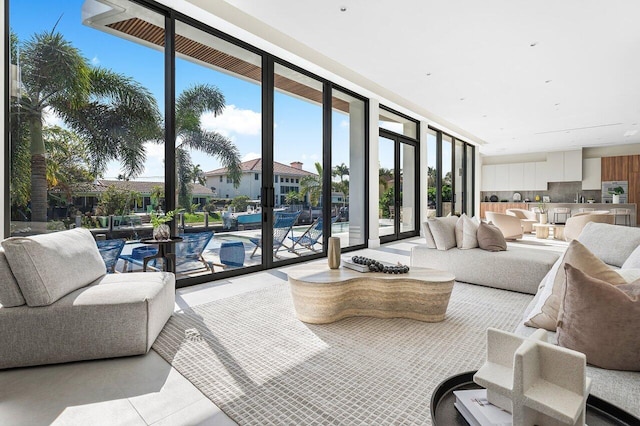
[184,0,640,156]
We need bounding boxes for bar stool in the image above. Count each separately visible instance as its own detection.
[611,208,631,226]
[578,208,594,213]
[553,207,571,224]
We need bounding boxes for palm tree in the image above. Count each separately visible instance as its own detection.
[11,28,160,227]
[175,84,241,210]
[379,167,394,190]
[190,164,206,186]
[332,163,349,182]
[300,162,323,207]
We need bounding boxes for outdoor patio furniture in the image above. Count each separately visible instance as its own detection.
[215,240,245,269]
[175,232,214,274]
[96,239,125,273]
[249,211,301,259]
[288,216,338,255]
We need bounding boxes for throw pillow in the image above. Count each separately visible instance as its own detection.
[477,222,507,252]
[421,221,436,249]
[557,264,640,371]
[455,214,480,250]
[524,239,626,331]
[621,244,640,269]
[578,222,640,267]
[0,248,26,307]
[2,228,106,307]
[427,216,458,251]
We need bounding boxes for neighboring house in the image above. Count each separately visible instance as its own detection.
[205,159,316,206]
[62,180,213,214]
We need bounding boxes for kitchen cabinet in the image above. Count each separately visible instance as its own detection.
[480,202,528,219]
[546,150,582,182]
[508,163,524,191]
[534,162,548,190]
[494,164,510,191]
[582,158,601,190]
[601,156,629,181]
[481,165,496,191]
[523,162,536,190]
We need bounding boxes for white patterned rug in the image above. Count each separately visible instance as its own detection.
[152,281,532,425]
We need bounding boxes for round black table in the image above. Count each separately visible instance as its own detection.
[139,237,183,272]
[431,371,639,426]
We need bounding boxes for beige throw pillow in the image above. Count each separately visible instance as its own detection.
[427,216,458,251]
[557,264,640,371]
[477,222,507,252]
[421,221,436,249]
[524,239,626,331]
[455,214,480,249]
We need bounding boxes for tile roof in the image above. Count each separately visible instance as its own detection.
[205,159,316,177]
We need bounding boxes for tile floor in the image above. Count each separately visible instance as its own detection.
[0,234,565,425]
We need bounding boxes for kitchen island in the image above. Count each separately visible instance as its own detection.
[480,202,637,226]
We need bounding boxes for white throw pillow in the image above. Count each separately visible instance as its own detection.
[421,221,436,249]
[622,245,640,269]
[2,228,106,306]
[427,216,458,251]
[455,214,480,249]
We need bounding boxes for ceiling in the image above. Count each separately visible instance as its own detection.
[184,1,640,156]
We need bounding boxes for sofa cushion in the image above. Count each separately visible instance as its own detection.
[427,216,458,251]
[557,264,640,371]
[578,222,640,267]
[477,222,507,252]
[421,221,436,249]
[0,248,25,307]
[524,240,626,331]
[455,214,480,250]
[622,245,640,269]
[1,228,106,307]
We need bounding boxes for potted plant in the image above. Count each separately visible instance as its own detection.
[150,209,182,240]
[608,186,624,204]
[537,202,548,224]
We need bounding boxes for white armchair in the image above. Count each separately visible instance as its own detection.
[506,208,538,233]
[486,211,524,240]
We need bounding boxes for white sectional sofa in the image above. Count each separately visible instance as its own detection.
[412,222,640,417]
[0,228,175,369]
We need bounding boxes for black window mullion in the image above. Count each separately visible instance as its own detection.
[435,132,443,217]
[322,82,332,243]
[261,55,275,269]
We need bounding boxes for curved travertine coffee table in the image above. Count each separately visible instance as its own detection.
[287,264,455,324]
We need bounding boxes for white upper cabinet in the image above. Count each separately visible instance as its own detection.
[482,162,547,191]
[481,165,496,191]
[582,158,601,190]
[546,150,582,182]
[534,162,548,190]
[523,162,536,189]
[494,164,510,191]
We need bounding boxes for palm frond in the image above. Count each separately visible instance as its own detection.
[176,84,225,132]
[180,129,242,187]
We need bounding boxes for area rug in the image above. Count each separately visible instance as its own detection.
[152,281,532,425]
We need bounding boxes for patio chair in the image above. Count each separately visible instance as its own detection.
[249,211,301,259]
[96,239,125,273]
[175,231,215,274]
[288,216,338,255]
[211,240,246,270]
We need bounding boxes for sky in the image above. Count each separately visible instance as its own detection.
[10,0,371,183]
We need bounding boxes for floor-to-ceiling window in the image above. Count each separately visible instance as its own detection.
[378,107,419,242]
[428,126,475,217]
[6,0,371,286]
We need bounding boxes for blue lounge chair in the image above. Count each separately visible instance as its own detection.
[175,231,214,274]
[249,211,301,259]
[288,216,338,255]
[96,239,125,273]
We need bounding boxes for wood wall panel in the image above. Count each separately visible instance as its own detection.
[629,172,640,224]
[630,155,640,173]
[601,156,629,181]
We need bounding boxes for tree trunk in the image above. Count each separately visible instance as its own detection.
[29,115,48,226]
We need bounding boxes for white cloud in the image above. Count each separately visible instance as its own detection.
[144,141,165,161]
[91,56,100,66]
[201,105,261,137]
[242,152,260,162]
[42,106,65,128]
[340,119,349,128]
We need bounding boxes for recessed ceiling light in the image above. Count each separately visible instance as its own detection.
[482,114,487,118]
[426,72,432,76]
[460,97,465,101]
[554,103,560,106]
[545,80,552,84]
[340,6,347,12]
[530,42,538,47]
[633,123,638,126]
[624,130,638,137]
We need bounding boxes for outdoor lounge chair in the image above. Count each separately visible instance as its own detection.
[96,239,125,273]
[249,211,301,259]
[175,231,214,274]
[288,216,338,255]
